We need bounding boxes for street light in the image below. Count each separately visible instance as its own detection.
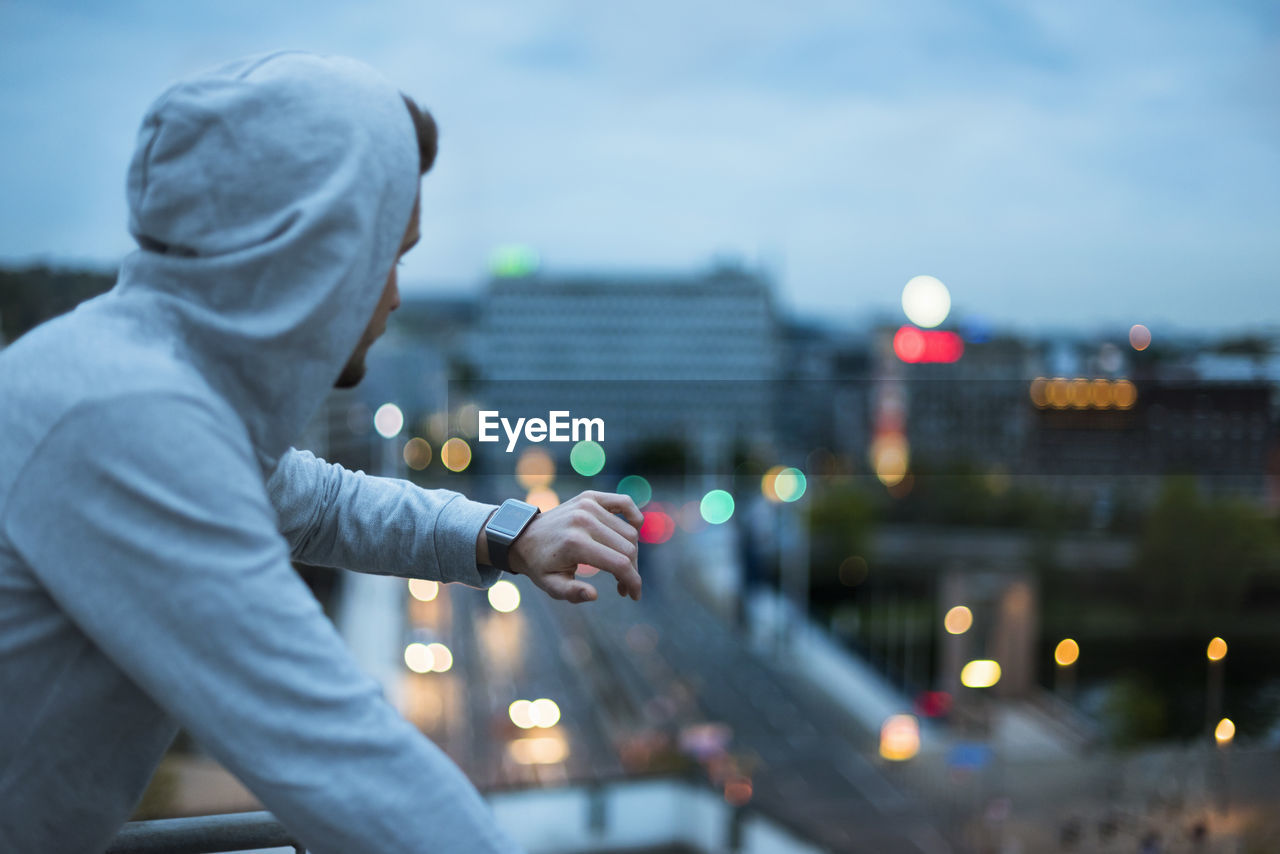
[879,714,921,761]
[1054,638,1079,702]
[960,659,1001,689]
[944,605,973,635]
[1206,637,1227,742]
[1207,637,1227,662]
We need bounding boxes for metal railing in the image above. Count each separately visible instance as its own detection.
[105,810,303,854]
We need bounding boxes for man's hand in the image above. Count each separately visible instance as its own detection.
[508,491,643,604]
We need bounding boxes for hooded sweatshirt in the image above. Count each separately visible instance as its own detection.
[0,52,520,853]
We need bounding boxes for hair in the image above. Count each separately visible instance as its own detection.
[401,95,438,175]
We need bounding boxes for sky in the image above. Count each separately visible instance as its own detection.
[2,0,1277,333]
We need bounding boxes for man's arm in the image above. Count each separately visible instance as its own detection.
[268,449,648,606]
[267,447,501,587]
[5,395,520,854]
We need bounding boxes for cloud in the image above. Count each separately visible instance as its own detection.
[1,0,1276,329]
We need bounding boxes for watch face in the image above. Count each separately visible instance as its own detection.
[490,502,534,535]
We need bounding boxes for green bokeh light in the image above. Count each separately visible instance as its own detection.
[490,245,541,278]
[776,467,807,502]
[700,489,735,524]
[570,440,606,476]
[616,475,652,508]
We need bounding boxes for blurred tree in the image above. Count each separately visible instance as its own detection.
[807,482,877,589]
[0,265,114,342]
[1134,477,1277,623]
[1102,674,1169,746]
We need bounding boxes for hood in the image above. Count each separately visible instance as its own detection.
[113,51,419,474]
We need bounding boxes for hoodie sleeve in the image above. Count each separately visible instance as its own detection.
[267,447,501,588]
[3,394,522,854]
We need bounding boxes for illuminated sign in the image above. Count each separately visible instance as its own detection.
[893,325,964,364]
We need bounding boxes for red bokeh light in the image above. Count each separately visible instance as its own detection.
[914,690,953,718]
[893,325,964,364]
[639,505,675,544]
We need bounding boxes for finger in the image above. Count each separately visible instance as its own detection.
[584,491,644,531]
[581,499,640,551]
[569,536,642,601]
[536,572,599,604]
[579,513,638,571]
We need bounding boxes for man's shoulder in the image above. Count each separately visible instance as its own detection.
[1,301,215,415]
[0,303,238,501]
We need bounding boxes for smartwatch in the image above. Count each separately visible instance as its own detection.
[485,498,541,573]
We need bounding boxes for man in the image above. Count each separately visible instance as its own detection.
[0,52,642,853]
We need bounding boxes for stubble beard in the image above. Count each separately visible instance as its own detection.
[334,347,368,389]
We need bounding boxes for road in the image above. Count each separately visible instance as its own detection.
[404,530,949,854]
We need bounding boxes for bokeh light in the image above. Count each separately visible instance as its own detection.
[617,475,652,508]
[774,467,807,502]
[724,778,753,806]
[426,642,452,673]
[839,555,868,587]
[870,434,909,487]
[1129,324,1152,351]
[893,326,964,364]
[944,605,973,635]
[675,500,705,533]
[408,578,439,602]
[901,275,951,328]
[761,465,785,502]
[1069,378,1091,409]
[454,402,480,438]
[879,714,921,761]
[515,448,555,490]
[1035,378,1135,410]
[1055,638,1080,667]
[700,489,735,524]
[526,487,560,511]
[488,579,521,613]
[374,403,404,439]
[1207,636,1228,661]
[404,642,433,674]
[1090,378,1112,408]
[1047,378,1070,409]
[570,440,606,476]
[440,437,472,472]
[893,325,926,362]
[1215,717,1235,745]
[1113,379,1137,409]
[1029,377,1048,408]
[509,699,536,729]
[402,437,432,470]
[960,659,1002,688]
[508,734,568,765]
[640,505,676,544]
[531,698,561,727]
[490,245,541,278]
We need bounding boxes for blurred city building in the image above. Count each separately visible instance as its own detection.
[467,262,779,474]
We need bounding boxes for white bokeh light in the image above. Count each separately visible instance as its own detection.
[487,580,521,613]
[374,403,404,438]
[901,275,951,328]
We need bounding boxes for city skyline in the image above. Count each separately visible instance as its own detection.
[2,1,1277,333]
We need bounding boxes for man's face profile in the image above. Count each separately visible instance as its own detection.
[335,193,421,389]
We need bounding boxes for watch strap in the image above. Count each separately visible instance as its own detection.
[485,499,540,573]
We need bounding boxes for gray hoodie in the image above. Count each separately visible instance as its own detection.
[0,52,519,853]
